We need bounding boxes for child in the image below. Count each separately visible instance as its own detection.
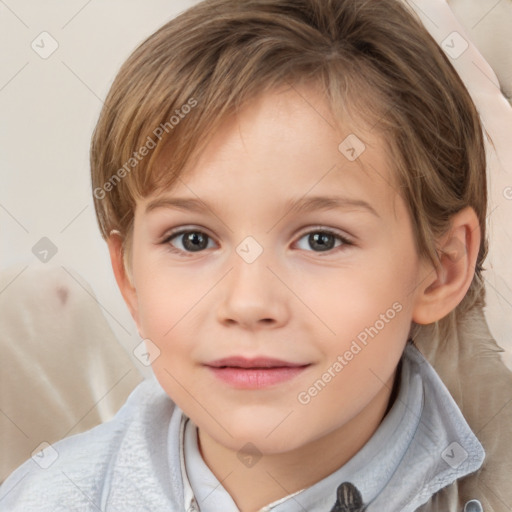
[1,0,511,510]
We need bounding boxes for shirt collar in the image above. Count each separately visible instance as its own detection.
[178,342,485,511]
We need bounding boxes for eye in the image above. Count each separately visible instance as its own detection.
[163,229,216,255]
[295,229,353,253]
[160,226,352,256]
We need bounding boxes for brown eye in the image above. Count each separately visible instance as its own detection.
[181,232,209,251]
[308,232,336,251]
[165,230,214,253]
[295,229,352,253]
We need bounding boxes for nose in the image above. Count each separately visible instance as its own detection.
[216,253,290,330]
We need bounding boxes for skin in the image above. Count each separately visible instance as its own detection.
[109,85,481,512]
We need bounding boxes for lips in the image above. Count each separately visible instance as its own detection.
[205,357,311,389]
[206,357,307,369]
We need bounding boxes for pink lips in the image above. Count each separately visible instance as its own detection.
[205,357,310,389]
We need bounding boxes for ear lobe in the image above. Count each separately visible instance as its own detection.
[412,207,481,325]
[107,232,141,330]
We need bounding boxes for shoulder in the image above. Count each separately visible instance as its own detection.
[411,306,512,509]
[0,377,179,511]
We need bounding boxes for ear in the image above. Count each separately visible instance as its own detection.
[412,207,481,325]
[107,231,141,331]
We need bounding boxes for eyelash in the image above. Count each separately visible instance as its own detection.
[160,226,354,257]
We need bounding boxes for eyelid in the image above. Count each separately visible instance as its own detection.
[294,225,354,244]
[159,224,355,256]
[159,225,218,258]
[160,225,216,243]
[160,225,353,241]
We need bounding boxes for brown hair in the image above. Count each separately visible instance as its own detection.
[90,0,488,342]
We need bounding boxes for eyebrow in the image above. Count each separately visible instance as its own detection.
[145,195,379,218]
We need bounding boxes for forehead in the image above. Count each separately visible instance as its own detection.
[146,85,401,220]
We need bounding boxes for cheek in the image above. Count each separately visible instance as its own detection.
[293,260,412,334]
[292,260,415,395]
[135,277,170,338]
[133,260,206,337]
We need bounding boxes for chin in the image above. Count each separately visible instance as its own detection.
[224,429,306,455]
[202,412,317,455]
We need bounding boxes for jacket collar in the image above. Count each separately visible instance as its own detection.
[179,342,485,511]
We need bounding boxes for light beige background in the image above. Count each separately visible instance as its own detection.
[0,1,199,377]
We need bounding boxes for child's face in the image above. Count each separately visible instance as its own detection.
[126,85,430,455]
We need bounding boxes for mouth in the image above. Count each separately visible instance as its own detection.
[204,357,311,389]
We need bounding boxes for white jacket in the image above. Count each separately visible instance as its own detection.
[1,306,507,511]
